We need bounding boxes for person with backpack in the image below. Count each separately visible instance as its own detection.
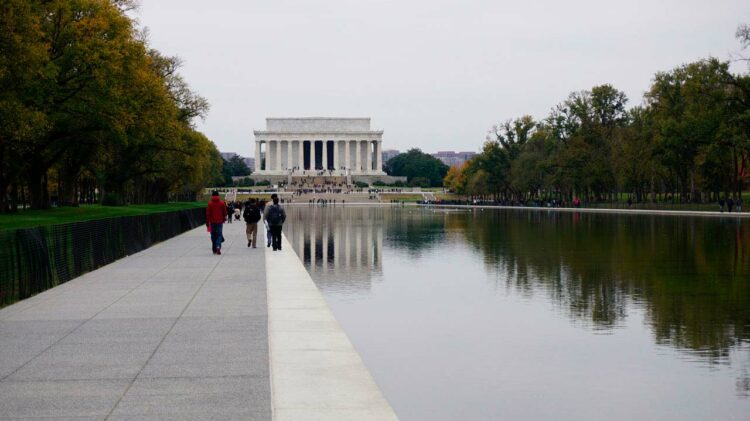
[243,198,262,248]
[206,190,228,255]
[263,193,286,251]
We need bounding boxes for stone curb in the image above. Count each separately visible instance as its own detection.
[265,233,397,420]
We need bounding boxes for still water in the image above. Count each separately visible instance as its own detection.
[284,206,750,420]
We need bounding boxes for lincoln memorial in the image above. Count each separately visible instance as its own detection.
[251,117,403,185]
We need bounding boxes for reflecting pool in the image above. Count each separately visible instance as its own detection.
[284,206,750,420]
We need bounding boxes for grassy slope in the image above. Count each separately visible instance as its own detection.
[0,202,205,231]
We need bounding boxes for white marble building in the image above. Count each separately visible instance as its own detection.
[253,118,387,176]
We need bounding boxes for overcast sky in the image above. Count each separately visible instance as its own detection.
[134,0,749,158]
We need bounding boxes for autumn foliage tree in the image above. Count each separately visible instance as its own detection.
[446,29,750,204]
[0,0,222,211]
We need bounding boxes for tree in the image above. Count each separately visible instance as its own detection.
[0,0,52,211]
[0,0,221,210]
[647,58,734,202]
[443,164,465,193]
[385,149,449,187]
[220,155,251,186]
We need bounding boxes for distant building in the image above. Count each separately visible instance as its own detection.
[432,151,477,167]
[220,152,239,161]
[381,149,400,165]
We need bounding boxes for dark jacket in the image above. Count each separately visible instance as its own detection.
[243,204,262,224]
[206,196,228,225]
[263,203,286,226]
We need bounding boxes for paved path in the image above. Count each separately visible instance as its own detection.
[0,222,270,420]
[0,220,397,420]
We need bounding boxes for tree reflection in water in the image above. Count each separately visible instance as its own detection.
[285,206,750,396]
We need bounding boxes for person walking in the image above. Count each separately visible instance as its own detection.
[206,190,228,255]
[226,201,234,224]
[243,198,261,248]
[234,202,242,221]
[263,193,286,251]
[259,199,272,247]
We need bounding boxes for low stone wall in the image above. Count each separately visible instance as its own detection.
[0,207,205,307]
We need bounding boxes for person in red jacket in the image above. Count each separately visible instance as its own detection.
[206,190,228,255]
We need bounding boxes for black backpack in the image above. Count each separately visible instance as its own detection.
[243,205,261,223]
[267,205,283,225]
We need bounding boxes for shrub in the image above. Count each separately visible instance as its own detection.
[409,177,431,188]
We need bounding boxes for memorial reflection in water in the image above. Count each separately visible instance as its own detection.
[283,205,750,420]
[284,206,383,293]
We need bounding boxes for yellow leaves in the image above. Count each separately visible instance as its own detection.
[444,163,469,194]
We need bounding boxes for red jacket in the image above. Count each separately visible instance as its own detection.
[206,196,228,224]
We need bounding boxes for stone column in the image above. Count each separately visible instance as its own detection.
[287,141,293,171]
[333,140,339,171]
[275,141,281,171]
[298,141,304,171]
[267,141,272,171]
[375,140,383,173]
[322,141,328,170]
[266,141,273,171]
[345,141,350,171]
[255,140,262,172]
[365,141,372,173]
[355,141,362,173]
[312,141,318,170]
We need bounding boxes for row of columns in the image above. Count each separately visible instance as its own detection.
[290,220,383,275]
[255,140,383,173]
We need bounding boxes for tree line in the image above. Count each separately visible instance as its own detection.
[0,0,224,211]
[384,148,449,187]
[445,27,750,204]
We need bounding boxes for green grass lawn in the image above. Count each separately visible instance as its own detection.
[381,194,425,202]
[0,202,205,231]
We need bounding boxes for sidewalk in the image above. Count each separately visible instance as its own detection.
[0,222,270,420]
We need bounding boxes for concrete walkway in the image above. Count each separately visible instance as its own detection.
[0,221,397,420]
[0,222,270,420]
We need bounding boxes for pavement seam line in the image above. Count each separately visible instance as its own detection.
[0,239,201,383]
[103,231,234,420]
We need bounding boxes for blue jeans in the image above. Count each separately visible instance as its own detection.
[210,223,224,251]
